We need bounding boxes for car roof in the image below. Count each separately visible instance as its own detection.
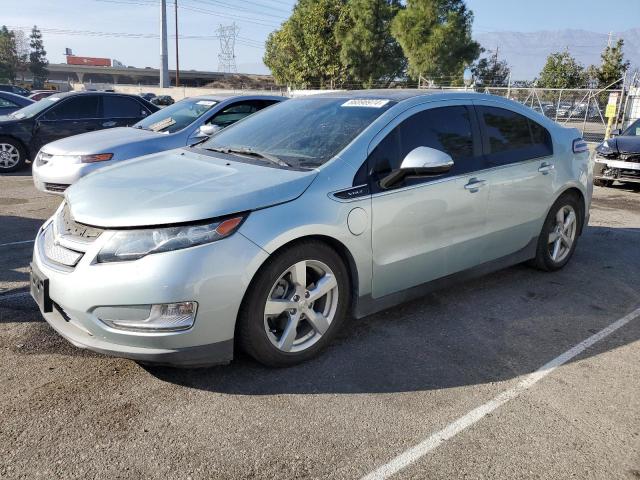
[186,94,285,102]
[0,90,30,102]
[293,89,498,103]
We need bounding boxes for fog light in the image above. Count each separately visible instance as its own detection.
[100,302,197,332]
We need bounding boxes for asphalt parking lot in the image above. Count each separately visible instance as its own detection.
[0,171,639,479]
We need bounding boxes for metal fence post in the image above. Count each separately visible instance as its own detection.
[555,89,562,122]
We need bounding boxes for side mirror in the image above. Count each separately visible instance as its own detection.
[610,128,622,137]
[196,124,221,138]
[380,146,453,190]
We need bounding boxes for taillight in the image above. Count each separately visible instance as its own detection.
[572,138,588,154]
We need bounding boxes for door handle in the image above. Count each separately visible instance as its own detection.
[538,162,555,174]
[464,179,486,192]
[102,121,117,127]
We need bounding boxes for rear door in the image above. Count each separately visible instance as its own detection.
[102,95,151,128]
[473,101,555,260]
[369,102,490,298]
[33,95,101,150]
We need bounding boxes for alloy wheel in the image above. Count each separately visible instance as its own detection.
[0,143,20,169]
[548,205,577,263]
[263,259,339,353]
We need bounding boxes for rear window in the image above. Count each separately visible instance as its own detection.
[103,96,144,118]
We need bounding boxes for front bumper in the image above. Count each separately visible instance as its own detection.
[31,211,269,366]
[594,156,640,183]
[32,157,114,195]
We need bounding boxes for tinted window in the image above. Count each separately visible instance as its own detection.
[0,97,18,108]
[103,96,144,118]
[45,96,100,120]
[478,106,552,164]
[208,102,258,127]
[622,118,640,137]
[368,106,480,190]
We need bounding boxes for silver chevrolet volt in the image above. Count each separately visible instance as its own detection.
[30,90,592,367]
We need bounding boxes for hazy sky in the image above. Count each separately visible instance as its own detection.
[2,0,638,74]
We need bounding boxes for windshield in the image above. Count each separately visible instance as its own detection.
[622,119,640,137]
[200,97,395,168]
[10,96,61,119]
[135,98,218,133]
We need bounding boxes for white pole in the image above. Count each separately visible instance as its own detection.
[159,0,169,88]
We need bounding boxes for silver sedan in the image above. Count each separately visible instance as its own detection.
[32,94,284,194]
[30,90,592,367]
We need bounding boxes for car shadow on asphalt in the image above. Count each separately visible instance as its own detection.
[0,216,44,287]
[144,225,640,395]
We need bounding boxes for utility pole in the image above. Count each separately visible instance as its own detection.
[217,23,238,73]
[174,0,180,87]
[159,0,169,87]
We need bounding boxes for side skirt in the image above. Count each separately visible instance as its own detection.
[353,237,538,319]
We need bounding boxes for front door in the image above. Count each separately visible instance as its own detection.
[369,103,490,299]
[33,95,101,151]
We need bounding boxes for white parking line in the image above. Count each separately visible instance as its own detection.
[0,239,34,248]
[0,291,30,301]
[361,306,640,480]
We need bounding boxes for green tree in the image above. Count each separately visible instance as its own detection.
[390,0,480,83]
[471,50,510,87]
[0,26,18,82]
[536,51,585,89]
[337,0,405,88]
[595,39,630,88]
[264,0,350,87]
[29,25,48,88]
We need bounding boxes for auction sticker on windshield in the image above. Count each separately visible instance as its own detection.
[341,99,390,108]
[148,117,177,132]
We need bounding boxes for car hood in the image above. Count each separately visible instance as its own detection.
[42,127,163,157]
[612,136,640,154]
[65,148,318,227]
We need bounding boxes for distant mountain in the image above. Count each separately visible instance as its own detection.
[474,28,640,81]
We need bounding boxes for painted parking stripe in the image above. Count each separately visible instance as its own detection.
[361,306,640,480]
[0,239,34,248]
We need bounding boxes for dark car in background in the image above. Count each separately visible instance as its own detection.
[139,92,157,101]
[29,91,57,101]
[0,84,31,97]
[151,95,174,106]
[594,118,640,187]
[0,91,158,172]
[0,91,34,116]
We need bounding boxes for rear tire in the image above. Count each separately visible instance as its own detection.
[530,193,582,271]
[237,240,350,367]
[0,137,26,173]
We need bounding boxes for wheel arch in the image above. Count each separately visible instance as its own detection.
[0,134,29,156]
[552,185,587,234]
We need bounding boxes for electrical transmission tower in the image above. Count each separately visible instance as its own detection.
[217,23,238,73]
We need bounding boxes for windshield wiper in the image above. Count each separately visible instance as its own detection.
[205,146,291,167]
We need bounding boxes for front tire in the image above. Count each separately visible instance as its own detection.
[530,193,582,271]
[0,137,26,173]
[237,241,350,367]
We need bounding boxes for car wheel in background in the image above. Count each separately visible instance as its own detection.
[593,179,613,187]
[530,193,582,272]
[0,136,26,172]
[237,240,350,367]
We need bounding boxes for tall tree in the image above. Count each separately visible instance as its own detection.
[595,39,630,88]
[0,26,18,82]
[337,0,405,88]
[264,0,350,87]
[29,25,48,88]
[13,29,30,79]
[391,0,480,83]
[471,49,510,87]
[536,51,585,89]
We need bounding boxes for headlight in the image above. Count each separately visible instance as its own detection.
[595,141,614,157]
[96,215,246,263]
[39,153,114,165]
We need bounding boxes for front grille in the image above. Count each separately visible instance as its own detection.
[42,225,83,267]
[44,182,70,193]
[58,204,103,240]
